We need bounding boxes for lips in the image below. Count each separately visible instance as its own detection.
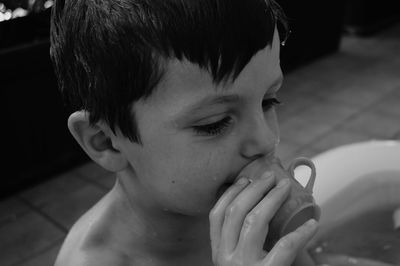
[215,156,272,199]
[217,171,240,195]
[216,182,234,199]
[215,166,249,199]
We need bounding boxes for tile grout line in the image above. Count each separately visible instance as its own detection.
[12,239,63,266]
[290,87,398,155]
[74,171,112,192]
[15,195,69,234]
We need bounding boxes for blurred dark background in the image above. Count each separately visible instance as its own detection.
[1,0,87,199]
[1,0,400,199]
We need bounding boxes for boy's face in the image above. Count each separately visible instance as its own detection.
[116,30,282,216]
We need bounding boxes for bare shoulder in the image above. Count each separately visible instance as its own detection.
[55,192,127,266]
[54,247,125,266]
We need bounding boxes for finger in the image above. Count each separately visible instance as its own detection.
[293,249,317,266]
[209,177,250,260]
[264,219,318,265]
[220,172,275,254]
[236,178,291,260]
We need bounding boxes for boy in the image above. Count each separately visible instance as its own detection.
[50,0,318,265]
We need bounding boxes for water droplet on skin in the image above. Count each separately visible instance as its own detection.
[314,246,323,253]
[383,244,392,250]
[347,257,358,264]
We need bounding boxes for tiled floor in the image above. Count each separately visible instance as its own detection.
[1,23,400,266]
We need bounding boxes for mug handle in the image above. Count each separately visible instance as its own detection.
[288,157,316,193]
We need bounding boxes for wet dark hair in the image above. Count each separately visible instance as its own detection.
[50,0,288,143]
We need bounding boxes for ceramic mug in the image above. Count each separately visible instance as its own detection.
[264,157,320,248]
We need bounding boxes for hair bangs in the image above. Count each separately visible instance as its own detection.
[50,0,287,141]
[149,0,286,85]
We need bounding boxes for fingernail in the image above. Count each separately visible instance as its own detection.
[261,171,274,180]
[277,178,289,188]
[305,219,318,228]
[236,177,249,185]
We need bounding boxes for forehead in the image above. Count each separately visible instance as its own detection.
[135,30,281,116]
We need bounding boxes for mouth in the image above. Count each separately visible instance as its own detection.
[215,154,277,199]
[216,182,235,199]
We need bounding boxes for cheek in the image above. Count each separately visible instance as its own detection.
[174,153,231,211]
[130,106,245,212]
[134,137,224,186]
[150,150,232,213]
[172,147,229,186]
[147,132,230,177]
[133,130,241,208]
[161,144,234,201]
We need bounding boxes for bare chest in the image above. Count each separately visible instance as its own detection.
[131,257,214,266]
[126,248,214,266]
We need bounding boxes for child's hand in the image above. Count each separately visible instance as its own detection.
[209,172,318,266]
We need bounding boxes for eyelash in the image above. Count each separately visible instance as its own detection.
[262,97,281,111]
[193,116,233,136]
[193,97,282,137]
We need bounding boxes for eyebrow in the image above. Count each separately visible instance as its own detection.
[194,75,283,110]
[185,94,242,115]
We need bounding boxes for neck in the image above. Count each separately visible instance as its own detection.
[112,173,211,256]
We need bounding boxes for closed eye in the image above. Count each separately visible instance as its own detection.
[262,98,281,112]
[192,116,233,136]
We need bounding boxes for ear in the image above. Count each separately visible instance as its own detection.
[68,111,128,172]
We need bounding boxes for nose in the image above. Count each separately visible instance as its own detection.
[239,113,279,160]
